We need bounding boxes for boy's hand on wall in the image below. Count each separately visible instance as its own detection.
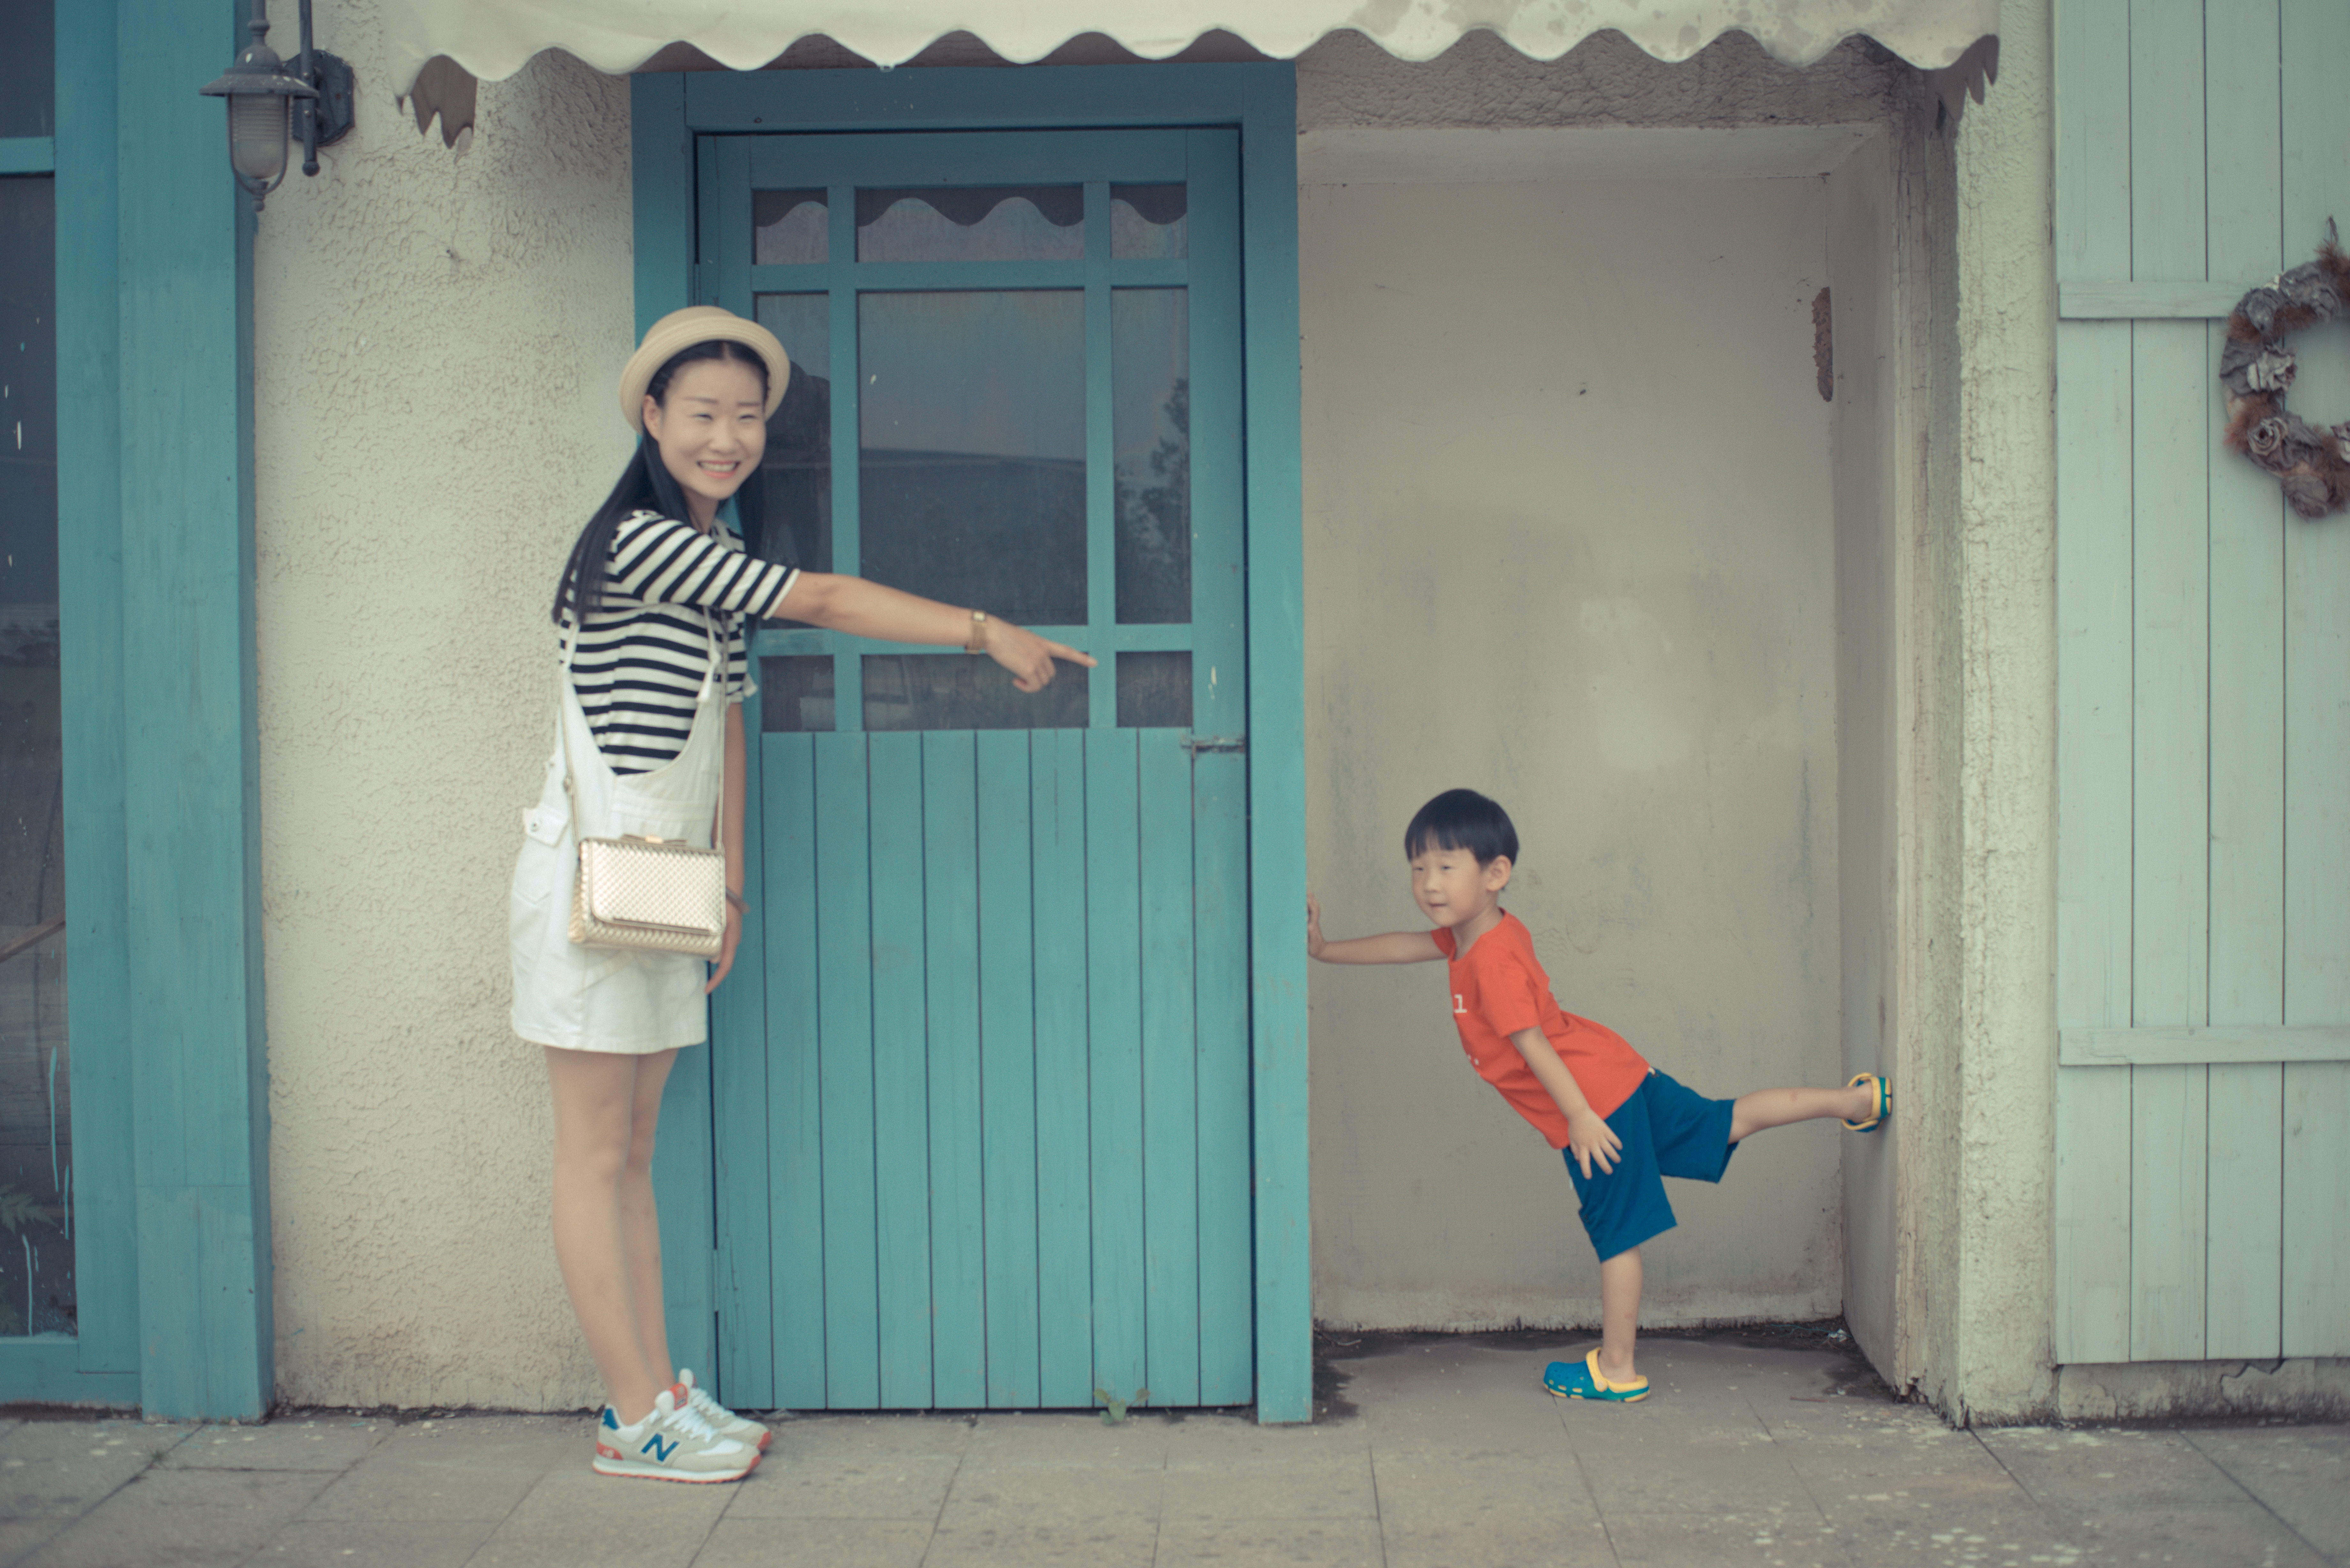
[1306,894,1326,959]
[1565,1108,1622,1180]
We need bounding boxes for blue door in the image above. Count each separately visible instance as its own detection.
[700,129,1253,1410]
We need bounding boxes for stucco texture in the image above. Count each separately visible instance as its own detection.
[1935,0,2060,1426]
[1301,173,1845,1330]
[253,1,638,1409]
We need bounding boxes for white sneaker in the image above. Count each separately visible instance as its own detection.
[676,1367,773,1450]
[593,1384,759,1483]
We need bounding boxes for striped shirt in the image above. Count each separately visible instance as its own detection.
[567,511,799,773]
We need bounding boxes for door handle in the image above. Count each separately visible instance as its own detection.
[1180,734,1247,755]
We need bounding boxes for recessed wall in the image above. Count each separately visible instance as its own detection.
[1301,169,1846,1329]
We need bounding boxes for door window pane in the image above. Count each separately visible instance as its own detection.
[1113,289,1189,625]
[1110,185,1186,260]
[752,294,832,589]
[859,291,1085,625]
[0,1,53,139]
[857,188,1083,262]
[761,656,836,733]
[864,655,1086,731]
[753,190,828,265]
[0,174,69,1336]
[1116,651,1190,728]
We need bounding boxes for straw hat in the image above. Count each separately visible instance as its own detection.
[618,306,791,432]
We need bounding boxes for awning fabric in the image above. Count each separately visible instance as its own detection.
[383,1,1999,100]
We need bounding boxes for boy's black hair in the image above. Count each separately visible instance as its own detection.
[1403,789,1518,866]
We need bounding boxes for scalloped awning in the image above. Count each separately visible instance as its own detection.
[383,0,1998,99]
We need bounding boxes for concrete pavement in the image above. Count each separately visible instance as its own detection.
[0,1326,2341,1566]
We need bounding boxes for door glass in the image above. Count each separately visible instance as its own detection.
[1113,289,1189,625]
[761,655,836,734]
[753,190,828,265]
[1110,185,1186,260]
[857,188,1083,263]
[859,290,1085,623]
[0,173,70,1336]
[1116,651,1190,728]
[864,655,1088,731]
[0,0,53,139]
[752,293,832,584]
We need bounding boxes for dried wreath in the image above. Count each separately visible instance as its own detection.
[2221,221,2350,519]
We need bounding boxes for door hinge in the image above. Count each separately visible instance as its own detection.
[1181,734,1246,755]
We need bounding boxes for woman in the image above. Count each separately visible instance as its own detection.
[510,307,1090,1483]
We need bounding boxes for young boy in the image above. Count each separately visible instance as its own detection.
[1307,788,1889,1404]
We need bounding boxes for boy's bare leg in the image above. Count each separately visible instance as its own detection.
[1729,1082,1876,1143]
[1597,1247,1642,1383]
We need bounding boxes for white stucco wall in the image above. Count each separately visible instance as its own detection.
[1300,173,1845,1330]
[1899,0,2049,1429]
[254,2,639,1409]
[1936,0,2060,1424]
[1825,124,1905,1373]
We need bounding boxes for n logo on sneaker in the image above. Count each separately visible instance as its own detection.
[642,1434,679,1462]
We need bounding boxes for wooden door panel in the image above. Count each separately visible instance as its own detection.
[2053,0,2350,1362]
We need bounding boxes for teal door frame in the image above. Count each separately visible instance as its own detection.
[0,0,271,1417]
[634,63,1311,1423]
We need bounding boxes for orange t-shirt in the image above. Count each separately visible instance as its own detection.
[1433,913,1650,1147]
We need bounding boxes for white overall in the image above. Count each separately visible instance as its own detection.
[509,616,727,1054]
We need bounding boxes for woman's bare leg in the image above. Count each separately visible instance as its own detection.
[620,1050,679,1391]
[1728,1082,1877,1144]
[1596,1247,1642,1383]
[544,1046,674,1424]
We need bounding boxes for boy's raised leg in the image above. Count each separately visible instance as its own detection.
[1728,1082,1877,1143]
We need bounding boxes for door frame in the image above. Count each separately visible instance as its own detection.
[632,63,1310,1423]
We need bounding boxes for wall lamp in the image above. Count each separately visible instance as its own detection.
[200,0,355,212]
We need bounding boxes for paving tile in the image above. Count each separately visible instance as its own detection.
[779,1414,976,1459]
[939,1463,1163,1527]
[294,1417,583,1522]
[1369,1450,1603,1531]
[721,1452,960,1520]
[163,1417,388,1471]
[1767,1408,2032,1530]
[245,1517,495,1567]
[919,1519,1158,1568]
[1332,1340,1580,1448]
[1604,1508,1855,1568]
[960,1411,1171,1469]
[691,1516,933,1568]
[1154,1515,1386,1566]
[1981,1427,2330,1567]
[0,1516,69,1568]
[2185,1425,2350,1563]
[1976,1426,2239,1509]
[1567,1413,1818,1515]
[1382,1518,1620,1568]
[0,1421,183,1520]
[34,1466,330,1568]
[1164,1416,1377,1463]
[1162,1450,1377,1521]
[466,1462,734,1568]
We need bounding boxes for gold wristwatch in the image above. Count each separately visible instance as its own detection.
[965,610,989,654]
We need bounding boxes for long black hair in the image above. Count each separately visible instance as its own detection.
[551,338,773,627]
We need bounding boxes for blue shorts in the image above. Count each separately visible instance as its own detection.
[1565,1070,1739,1262]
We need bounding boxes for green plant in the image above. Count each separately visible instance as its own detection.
[1093,1385,1150,1425]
